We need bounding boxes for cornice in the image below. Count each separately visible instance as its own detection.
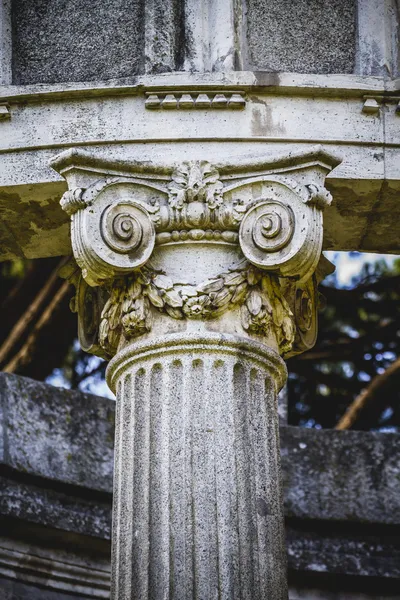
[0,71,394,104]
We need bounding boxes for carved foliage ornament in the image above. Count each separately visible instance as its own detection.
[97,259,296,356]
[60,155,334,356]
[66,256,318,359]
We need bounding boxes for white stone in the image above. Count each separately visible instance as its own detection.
[55,145,340,599]
[108,332,288,600]
[0,72,399,261]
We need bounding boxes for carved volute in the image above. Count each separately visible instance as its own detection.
[52,146,340,362]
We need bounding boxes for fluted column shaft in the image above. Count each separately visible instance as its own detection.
[107,333,288,600]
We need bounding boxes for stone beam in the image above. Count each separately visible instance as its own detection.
[0,73,399,261]
[52,145,340,599]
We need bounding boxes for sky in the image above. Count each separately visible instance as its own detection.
[324,251,397,287]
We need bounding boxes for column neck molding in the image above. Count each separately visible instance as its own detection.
[106,331,287,394]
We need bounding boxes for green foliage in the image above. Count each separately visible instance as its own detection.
[0,259,29,280]
[288,254,400,431]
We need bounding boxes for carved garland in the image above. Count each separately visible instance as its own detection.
[98,260,295,356]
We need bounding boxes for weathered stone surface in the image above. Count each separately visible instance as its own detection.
[281,426,400,526]
[1,374,400,590]
[287,518,400,580]
[0,0,12,85]
[144,0,185,74]
[2,373,400,529]
[0,71,398,262]
[0,476,111,539]
[246,0,356,74]
[27,142,340,597]
[0,579,90,600]
[290,577,400,600]
[0,518,110,599]
[108,334,288,599]
[11,0,144,85]
[183,0,236,72]
[0,372,114,493]
[0,181,70,261]
[355,0,400,77]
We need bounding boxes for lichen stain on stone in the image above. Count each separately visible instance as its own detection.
[249,97,286,137]
[0,188,72,259]
[327,184,378,213]
[253,72,281,89]
[0,191,22,207]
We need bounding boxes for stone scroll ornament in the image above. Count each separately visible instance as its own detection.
[59,154,336,359]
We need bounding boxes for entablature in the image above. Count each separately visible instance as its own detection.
[0,71,399,262]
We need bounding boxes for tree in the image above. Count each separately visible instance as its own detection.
[288,255,400,431]
[0,257,76,380]
[1,253,399,430]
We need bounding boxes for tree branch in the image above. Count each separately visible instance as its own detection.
[335,356,400,430]
[0,257,67,367]
[291,319,398,363]
[3,281,70,374]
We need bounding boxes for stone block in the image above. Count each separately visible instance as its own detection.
[1,375,400,588]
[0,372,114,492]
[246,0,356,74]
[11,0,144,84]
[281,425,400,525]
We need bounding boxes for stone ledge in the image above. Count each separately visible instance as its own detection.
[1,84,399,260]
[1,373,400,586]
[0,373,114,494]
[1,373,399,527]
[0,72,391,104]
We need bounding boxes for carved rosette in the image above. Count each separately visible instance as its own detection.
[55,150,339,359]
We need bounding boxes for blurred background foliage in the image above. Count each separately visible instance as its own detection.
[287,252,400,432]
[0,251,399,432]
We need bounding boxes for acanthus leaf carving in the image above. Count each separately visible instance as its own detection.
[168,161,223,209]
[60,188,86,216]
[240,274,295,355]
[305,183,333,208]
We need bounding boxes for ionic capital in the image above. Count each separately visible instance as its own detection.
[53,147,340,359]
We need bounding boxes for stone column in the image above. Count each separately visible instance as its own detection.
[54,147,339,599]
[108,332,287,599]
